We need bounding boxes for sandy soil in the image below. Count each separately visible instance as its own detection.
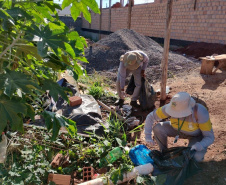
[138,66,226,185]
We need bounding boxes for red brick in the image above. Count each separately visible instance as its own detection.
[83,167,94,182]
[48,174,71,185]
[69,96,82,107]
[51,153,63,168]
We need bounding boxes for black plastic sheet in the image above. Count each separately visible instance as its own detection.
[150,147,201,185]
[139,77,156,111]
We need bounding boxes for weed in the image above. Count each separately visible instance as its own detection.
[88,85,104,99]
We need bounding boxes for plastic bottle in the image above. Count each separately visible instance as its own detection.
[0,133,7,163]
[129,144,154,166]
[99,147,123,167]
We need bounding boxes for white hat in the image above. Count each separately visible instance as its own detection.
[120,51,143,70]
[165,92,195,118]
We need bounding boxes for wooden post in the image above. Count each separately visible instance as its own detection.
[109,0,111,31]
[99,0,102,40]
[120,0,124,6]
[160,0,173,103]
[127,0,132,29]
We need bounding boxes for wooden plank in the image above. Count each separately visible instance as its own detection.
[160,0,174,102]
[200,54,226,61]
[97,100,125,121]
[200,59,215,75]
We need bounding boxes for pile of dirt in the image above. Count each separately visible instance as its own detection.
[84,29,199,83]
[175,42,226,59]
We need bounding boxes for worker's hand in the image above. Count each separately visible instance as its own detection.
[146,139,155,147]
[141,70,145,78]
[191,145,197,151]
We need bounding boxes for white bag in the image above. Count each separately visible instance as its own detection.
[0,134,7,163]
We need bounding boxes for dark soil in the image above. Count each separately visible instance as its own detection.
[175,42,226,59]
[84,29,200,83]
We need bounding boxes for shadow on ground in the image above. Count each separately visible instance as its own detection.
[184,159,226,185]
[201,70,226,90]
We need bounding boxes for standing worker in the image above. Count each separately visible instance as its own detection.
[144,92,214,162]
[115,50,149,107]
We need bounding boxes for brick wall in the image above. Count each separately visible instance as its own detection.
[82,0,226,44]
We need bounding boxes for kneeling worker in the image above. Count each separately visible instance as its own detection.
[144,92,214,162]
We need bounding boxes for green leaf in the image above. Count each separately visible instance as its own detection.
[41,79,68,102]
[25,24,66,56]
[64,42,75,58]
[25,103,35,121]
[116,138,122,147]
[45,2,62,12]
[103,140,111,147]
[62,0,74,9]
[6,7,32,19]
[81,0,100,14]
[73,1,91,23]
[0,70,39,97]
[15,42,42,60]
[43,53,67,70]
[70,3,80,22]
[43,111,76,140]
[0,8,14,30]
[0,95,27,133]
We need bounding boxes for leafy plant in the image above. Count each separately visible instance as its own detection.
[0,0,100,138]
[88,85,104,99]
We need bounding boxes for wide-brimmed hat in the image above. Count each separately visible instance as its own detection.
[120,52,143,70]
[165,92,196,118]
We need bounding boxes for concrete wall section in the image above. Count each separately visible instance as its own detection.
[82,0,226,44]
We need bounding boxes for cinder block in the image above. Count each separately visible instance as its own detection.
[69,96,82,107]
[83,167,94,182]
[48,174,71,185]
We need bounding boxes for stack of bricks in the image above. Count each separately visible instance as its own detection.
[83,167,94,182]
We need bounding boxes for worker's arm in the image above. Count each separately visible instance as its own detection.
[141,53,149,70]
[118,61,127,90]
[192,104,215,151]
[145,106,169,141]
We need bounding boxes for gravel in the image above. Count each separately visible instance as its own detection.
[83,29,200,83]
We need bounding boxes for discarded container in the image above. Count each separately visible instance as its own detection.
[129,144,154,166]
[0,133,7,163]
[99,147,123,167]
[78,163,154,185]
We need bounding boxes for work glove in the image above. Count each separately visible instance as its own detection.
[191,142,204,152]
[191,145,197,151]
[146,139,155,147]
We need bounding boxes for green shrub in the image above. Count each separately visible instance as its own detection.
[88,85,104,99]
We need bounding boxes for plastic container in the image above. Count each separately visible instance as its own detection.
[129,144,154,166]
[0,133,7,163]
[99,147,123,167]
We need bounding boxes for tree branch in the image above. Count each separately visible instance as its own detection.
[0,32,22,60]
